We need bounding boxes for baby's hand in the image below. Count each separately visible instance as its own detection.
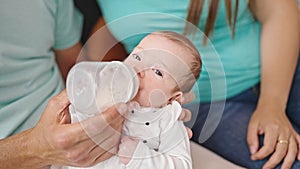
[118,136,139,165]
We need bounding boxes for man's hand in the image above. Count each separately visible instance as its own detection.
[31,90,127,167]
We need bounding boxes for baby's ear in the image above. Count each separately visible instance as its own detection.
[168,91,183,105]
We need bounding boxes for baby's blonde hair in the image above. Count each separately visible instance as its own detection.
[150,31,202,93]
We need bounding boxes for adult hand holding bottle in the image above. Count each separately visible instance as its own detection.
[0,90,128,169]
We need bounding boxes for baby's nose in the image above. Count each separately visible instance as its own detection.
[137,69,145,78]
[132,65,144,74]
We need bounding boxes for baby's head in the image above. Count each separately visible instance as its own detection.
[124,31,201,107]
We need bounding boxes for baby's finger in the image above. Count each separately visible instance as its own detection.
[178,108,192,122]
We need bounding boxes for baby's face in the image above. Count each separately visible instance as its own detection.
[124,35,192,107]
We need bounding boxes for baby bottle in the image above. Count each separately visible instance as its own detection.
[66,61,139,122]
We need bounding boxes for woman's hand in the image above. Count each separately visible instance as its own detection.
[247,104,299,169]
[31,90,127,167]
[179,91,194,122]
[179,91,195,139]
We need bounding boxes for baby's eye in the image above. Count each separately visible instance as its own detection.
[152,68,163,77]
[133,54,141,61]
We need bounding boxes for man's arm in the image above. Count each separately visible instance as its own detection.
[0,128,47,168]
[0,90,127,169]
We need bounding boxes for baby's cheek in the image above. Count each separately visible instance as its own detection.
[149,89,167,107]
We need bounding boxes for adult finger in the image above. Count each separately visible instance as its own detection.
[182,91,195,105]
[251,127,279,160]
[280,137,297,169]
[42,90,70,122]
[247,121,259,155]
[78,134,120,167]
[90,119,123,152]
[54,103,126,148]
[186,127,193,139]
[58,118,123,166]
[93,146,118,165]
[262,137,290,169]
[78,103,127,139]
[71,142,119,167]
[49,118,114,150]
[295,133,300,160]
[178,108,192,122]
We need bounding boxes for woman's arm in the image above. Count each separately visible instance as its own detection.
[55,42,82,82]
[0,90,127,169]
[247,0,300,169]
[86,17,128,61]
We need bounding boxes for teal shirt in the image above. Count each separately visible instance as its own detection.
[0,0,82,138]
[98,0,261,103]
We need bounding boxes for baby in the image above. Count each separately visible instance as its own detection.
[57,31,201,169]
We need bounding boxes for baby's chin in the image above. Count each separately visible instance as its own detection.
[131,97,166,108]
[132,90,168,108]
[131,96,150,107]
